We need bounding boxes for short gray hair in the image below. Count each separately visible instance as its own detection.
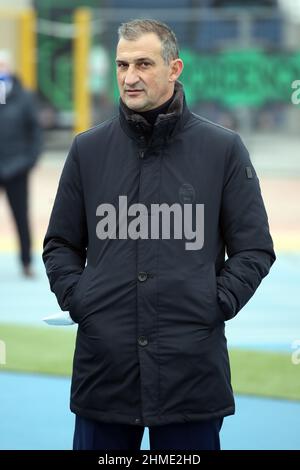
[118,19,179,65]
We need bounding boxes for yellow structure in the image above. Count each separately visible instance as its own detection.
[20,9,36,90]
[0,8,36,90]
[0,6,92,133]
[74,8,91,134]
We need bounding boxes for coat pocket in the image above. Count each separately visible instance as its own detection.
[158,271,225,329]
[69,267,91,323]
[206,265,226,325]
[210,291,226,326]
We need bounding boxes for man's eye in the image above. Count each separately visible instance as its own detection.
[117,63,127,69]
[140,62,150,68]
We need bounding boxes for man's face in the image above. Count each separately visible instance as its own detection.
[116,32,181,112]
[0,59,10,75]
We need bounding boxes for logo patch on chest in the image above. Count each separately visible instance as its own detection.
[179,183,195,204]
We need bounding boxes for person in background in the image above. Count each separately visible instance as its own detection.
[0,50,42,277]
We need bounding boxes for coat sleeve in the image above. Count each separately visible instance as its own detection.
[217,133,276,320]
[42,137,88,311]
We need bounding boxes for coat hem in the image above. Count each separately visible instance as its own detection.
[70,402,235,427]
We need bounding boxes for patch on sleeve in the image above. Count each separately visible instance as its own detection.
[245,166,253,179]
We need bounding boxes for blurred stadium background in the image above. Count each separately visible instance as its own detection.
[0,0,300,450]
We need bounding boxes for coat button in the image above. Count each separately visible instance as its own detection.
[138,336,148,346]
[138,271,148,282]
[134,418,142,424]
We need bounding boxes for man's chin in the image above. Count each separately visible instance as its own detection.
[124,100,148,112]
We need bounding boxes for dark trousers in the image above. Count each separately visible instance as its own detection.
[0,171,31,266]
[73,415,223,450]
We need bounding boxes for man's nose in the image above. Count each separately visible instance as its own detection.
[124,66,139,87]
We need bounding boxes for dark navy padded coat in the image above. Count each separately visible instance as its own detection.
[0,76,41,181]
[43,82,275,427]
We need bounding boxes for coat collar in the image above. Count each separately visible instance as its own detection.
[119,81,191,148]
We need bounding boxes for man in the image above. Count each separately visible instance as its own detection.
[43,19,275,450]
[0,50,42,277]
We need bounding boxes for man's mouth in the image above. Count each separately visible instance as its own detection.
[125,89,144,96]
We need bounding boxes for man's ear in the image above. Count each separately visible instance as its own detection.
[169,58,184,82]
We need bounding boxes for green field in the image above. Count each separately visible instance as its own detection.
[0,323,299,401]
